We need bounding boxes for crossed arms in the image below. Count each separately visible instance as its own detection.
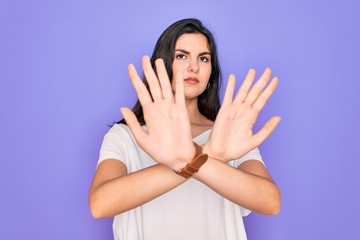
[89,56,281,218]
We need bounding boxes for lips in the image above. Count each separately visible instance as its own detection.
[184,77,199,85]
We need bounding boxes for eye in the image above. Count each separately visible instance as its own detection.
[199,56,209,62]
[176,54,187,60]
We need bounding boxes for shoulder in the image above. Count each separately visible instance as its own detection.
[229,147,264,168]
[98,124,138,166]
[107,123,131,136]
[100,124,136,155]
[105,123,141,142]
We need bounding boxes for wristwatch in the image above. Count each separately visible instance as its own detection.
[174,142,208,179]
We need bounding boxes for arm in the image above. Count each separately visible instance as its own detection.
[193,158,281,215]
[89,56,195,218]
[89,156,280,218]
[195,69,281,215]
[89,160,187,218]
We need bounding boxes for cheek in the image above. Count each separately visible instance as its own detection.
[171,64,177,91]
[171,80,176,92]
[172,62,186,76]
[171,63,186,91]
[203,65,212,80]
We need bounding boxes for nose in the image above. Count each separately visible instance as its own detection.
[187,59,199,74]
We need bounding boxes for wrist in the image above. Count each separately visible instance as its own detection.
[202,143,226,162]
[173,142,208,178]
[168,144,196,171]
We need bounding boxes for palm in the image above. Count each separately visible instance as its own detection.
[121,56,195,169]
[204,69,281,162]
[141,99,193,163]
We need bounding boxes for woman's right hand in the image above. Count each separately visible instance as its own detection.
[120,56,195,171]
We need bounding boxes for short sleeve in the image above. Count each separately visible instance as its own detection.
[228,147,264,169]
[97,124,131,167]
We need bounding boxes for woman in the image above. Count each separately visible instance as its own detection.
[89,18,281,240]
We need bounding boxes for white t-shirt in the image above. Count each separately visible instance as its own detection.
[98,124,263,240]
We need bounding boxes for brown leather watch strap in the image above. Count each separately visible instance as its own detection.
[175,142,208,179]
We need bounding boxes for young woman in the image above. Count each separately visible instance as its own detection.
[89,18,281,240]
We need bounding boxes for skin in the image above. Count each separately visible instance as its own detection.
[89,33,281,219]
[172,34,214,137]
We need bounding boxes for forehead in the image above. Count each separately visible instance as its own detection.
[175,33,210,52]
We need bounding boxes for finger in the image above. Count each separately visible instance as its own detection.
[142,55,163,101]
[243,68,271,104]
[222,74,236,106]
[234,69,256,103]
[174,71,185,104]
[120,107,146,146]
[253,116,281,146]
[252,77,279,111]
[155,58,174,101]
[128,63,152,105]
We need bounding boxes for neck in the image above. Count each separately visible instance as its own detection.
[185,98,213,138]
[185,98,211,125]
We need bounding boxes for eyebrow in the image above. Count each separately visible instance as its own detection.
[175,49,211,56]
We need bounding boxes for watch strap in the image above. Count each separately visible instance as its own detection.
[175,143,208,179]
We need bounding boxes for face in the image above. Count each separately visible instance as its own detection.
[171,33,212,99]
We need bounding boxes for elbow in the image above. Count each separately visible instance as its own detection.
[90,206,104,219]
[266,188,281,215]
[89,193,107,219]
[89,191,126,219]
[254,184,281,215]
[268,199,281,215]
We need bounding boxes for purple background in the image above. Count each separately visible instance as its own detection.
[1,0,359,239]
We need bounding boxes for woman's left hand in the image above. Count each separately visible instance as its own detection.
[203,68,281,162]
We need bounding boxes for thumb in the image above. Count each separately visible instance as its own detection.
[253,116,281,146]
[120,107,146,145]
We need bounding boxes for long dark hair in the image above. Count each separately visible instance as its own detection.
[117,18,222,125]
